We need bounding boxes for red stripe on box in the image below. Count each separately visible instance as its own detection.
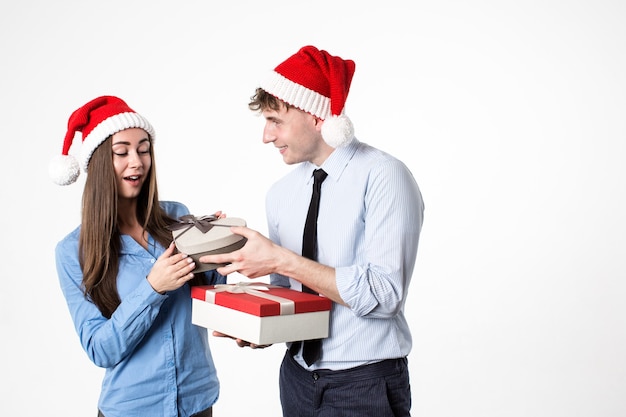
[191,285,332,317]
[191,286,208,301]
[214,292,280,316]
[267,288,332,313]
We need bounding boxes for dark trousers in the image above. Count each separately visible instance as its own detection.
[98,407,212,417]
[279,350,411,417]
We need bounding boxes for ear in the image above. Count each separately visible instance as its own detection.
[313,115,324,132]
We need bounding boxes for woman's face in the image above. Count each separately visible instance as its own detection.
[111,128,152,200]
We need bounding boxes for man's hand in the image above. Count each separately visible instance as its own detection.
[198,226,285,278]
[212,331,272,349]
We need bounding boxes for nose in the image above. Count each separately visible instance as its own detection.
[262,124,275,144]
[128,150,143,168]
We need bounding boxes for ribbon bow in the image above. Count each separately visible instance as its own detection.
[214,282,274,293]
[168,214,218,235]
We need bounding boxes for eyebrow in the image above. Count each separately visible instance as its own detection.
[112,138,151,146]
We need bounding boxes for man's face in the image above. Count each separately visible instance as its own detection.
[261,103,330,166]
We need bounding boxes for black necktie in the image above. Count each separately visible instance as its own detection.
[302,169,328,267]
[292,168,327,366]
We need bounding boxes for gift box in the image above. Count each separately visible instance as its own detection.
[191,282,332,345]
[169,215,247,272]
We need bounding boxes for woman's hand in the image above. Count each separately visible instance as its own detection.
[147,242,196,294]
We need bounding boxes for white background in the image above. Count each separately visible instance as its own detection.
[1,1,625,416]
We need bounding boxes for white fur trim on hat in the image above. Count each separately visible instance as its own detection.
[79,112,155,173]
[261,72,332,120]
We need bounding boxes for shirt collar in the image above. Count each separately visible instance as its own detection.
[304,138,360,184]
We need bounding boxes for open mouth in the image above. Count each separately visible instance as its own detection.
[124,175,142,184]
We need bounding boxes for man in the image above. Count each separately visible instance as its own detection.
[200,45,424,417]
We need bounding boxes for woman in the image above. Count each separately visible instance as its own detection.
[50,95,223,417]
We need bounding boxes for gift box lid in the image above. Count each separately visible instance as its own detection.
[191,283,332,317]
[171,215,246,254]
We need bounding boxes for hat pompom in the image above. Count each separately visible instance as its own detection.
[321,114,354,148]
[49,154,80,186]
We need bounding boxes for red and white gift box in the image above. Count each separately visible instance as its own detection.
[191,282,332,345]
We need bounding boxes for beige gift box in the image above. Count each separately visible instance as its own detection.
[170,215,247,272]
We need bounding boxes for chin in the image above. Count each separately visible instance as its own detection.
[282,155,301,165]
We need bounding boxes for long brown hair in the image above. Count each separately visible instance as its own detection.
[79,135,188,318]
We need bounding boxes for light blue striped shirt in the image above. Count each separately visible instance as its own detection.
[266,139,424,370]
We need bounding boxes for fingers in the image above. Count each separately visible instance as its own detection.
[235,338,271,349]
[211,331,243,344]
[176,255,196,280]
[210,331,270,349]
[159,241,177,259]
[147,234,214,294]
[229,225,251,238]
[249,343,272,349]
[212,331,233,338]
[163,242,197,270]
[197,227,256,266]
[215,264,236,276]
[198,252,231,265]
[149,247,196,292]
[165,249,193,269]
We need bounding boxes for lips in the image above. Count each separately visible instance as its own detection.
[124,175,142,185]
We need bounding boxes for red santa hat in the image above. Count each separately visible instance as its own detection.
[260,45,356,148]
[49,95,155,185]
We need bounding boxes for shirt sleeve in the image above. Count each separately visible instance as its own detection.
[55,231,167,368]
[335,159,424,318]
